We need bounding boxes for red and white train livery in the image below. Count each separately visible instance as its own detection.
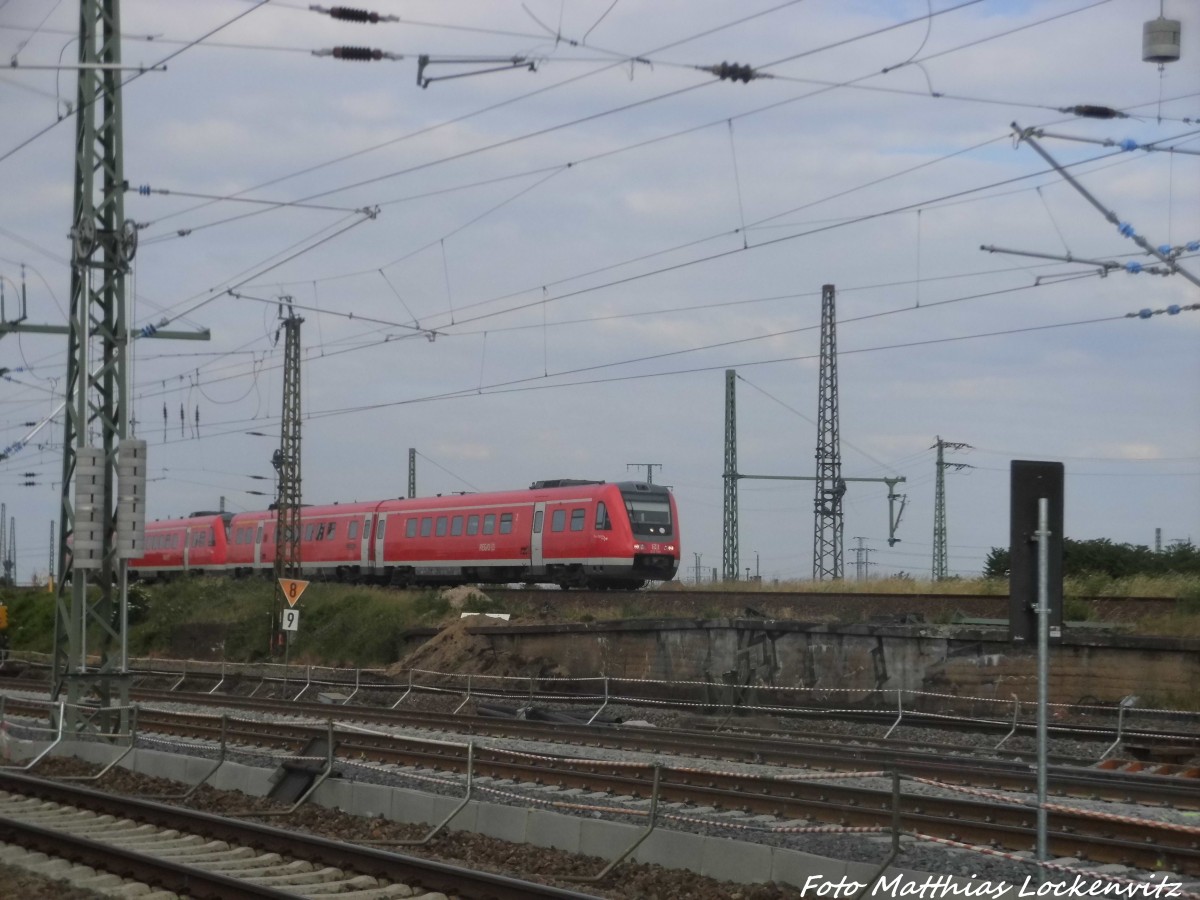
[131,480,680,590]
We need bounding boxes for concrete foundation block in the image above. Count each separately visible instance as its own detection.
[388,788,437,826]
[700,833,773,884]
[770,846,850,887]
[315,778,353,812]
[579,818,638,861]
[472,800,530,843]
[526,809,583,854]
[349,781,393,820]
[631,827,705,871]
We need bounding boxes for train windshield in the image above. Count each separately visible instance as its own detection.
[623,495,672,536]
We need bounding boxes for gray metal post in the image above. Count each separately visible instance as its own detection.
[1036,496,1049,867]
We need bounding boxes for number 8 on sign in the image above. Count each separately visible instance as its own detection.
[277,578,310,607]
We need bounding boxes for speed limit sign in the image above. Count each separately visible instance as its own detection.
[282,608,300,632]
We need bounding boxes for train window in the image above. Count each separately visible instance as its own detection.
[327,522,337,540]
[595,502,612,530]
[315,524,326,541]
[420,517,432,537]
[209,528,215,545]
[533,510,543,534]
[436,516,448,537]
[570,509,586,531]
[348,521,359,540]
[483,514,496,534]
[304,524,314,542]
[451,515,464,536]
[500,513,513,534]
[377,519,385,539]
[551,509,566,532]
[256,526,263,544]
[467,515,479,535]
[406,518,417,538]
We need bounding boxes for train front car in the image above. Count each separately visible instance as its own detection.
[610,481,680,588]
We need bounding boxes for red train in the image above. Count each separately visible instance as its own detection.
[131,480,680,589]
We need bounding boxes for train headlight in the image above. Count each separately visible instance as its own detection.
[633,543,644,551]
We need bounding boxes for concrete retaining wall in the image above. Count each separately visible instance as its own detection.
[476,620,1200,710]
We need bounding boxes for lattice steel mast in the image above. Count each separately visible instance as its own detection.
[51,0,141,730]
[722,369,740,581]
[813,284,845,580]
[272,304,303,651]
[932,436,972,580]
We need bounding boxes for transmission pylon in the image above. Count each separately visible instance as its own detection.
[408,448,416,499]
[932,436,973,580]
[272,303,303,652]
[626,463,662,484]
[0,504,7,585]
[722,369,740,581]
[51,0,143,733]
[5,517,14,586]
[813,284,845,580]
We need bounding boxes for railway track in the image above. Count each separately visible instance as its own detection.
[4,691,1198,874]
[0,770,599,899]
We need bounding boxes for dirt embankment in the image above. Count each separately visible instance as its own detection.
[388,590,567,681]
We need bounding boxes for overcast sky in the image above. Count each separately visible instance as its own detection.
[1,0,1198,585]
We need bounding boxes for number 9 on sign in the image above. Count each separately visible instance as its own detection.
[282,609,300,632]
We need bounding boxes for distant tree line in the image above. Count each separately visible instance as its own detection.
[983,538,1200,580]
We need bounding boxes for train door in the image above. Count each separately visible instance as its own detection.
[531,502,546,568]
[254,523,263,567]
[373,513,387,568]
[182,527,191,572]
[360,515,373,571]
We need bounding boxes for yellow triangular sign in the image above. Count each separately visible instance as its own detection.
[279,578,310,607]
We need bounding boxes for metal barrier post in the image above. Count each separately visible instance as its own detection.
[452,675,474,715]
[854,770,903,900]
[883,688,904,739]
[566,765,662,883]
[342,669,362,705]
[208,662,227,695]
[366,742,476,846]
[292,665,313,702]
[170,660,188,691]
[586,678,610,726]
[391,669,414,709]
[995,694,1022,749]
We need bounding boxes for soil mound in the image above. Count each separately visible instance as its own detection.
[388,609,567,682]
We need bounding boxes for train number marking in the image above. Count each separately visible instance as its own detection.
[478,542,496,552]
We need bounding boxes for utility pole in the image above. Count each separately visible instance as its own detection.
[49,521,56,589]
[722,369,739,582]
[272,303,303,653]
[0,505,6,585]
[408,447,416,499]
[813,284,844,581]
[626,463,662,484]
[932,436,973,580]
[852,536,874,581]
[693,552,703,584]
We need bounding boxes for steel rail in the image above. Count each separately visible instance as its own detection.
[0,770,602,900]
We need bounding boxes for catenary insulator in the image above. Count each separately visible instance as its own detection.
[1143,17,1181,65]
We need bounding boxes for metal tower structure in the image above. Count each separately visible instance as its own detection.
[0,505,7,585]
[408,448,416,499]
[722,366,906,581]
[51,0,139,730]
[813,285,845,580]
[272,306,304,651]
[626,463,662,484]
[932,436,973,580]
[5,517,14,586]
[722,369,740,582]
